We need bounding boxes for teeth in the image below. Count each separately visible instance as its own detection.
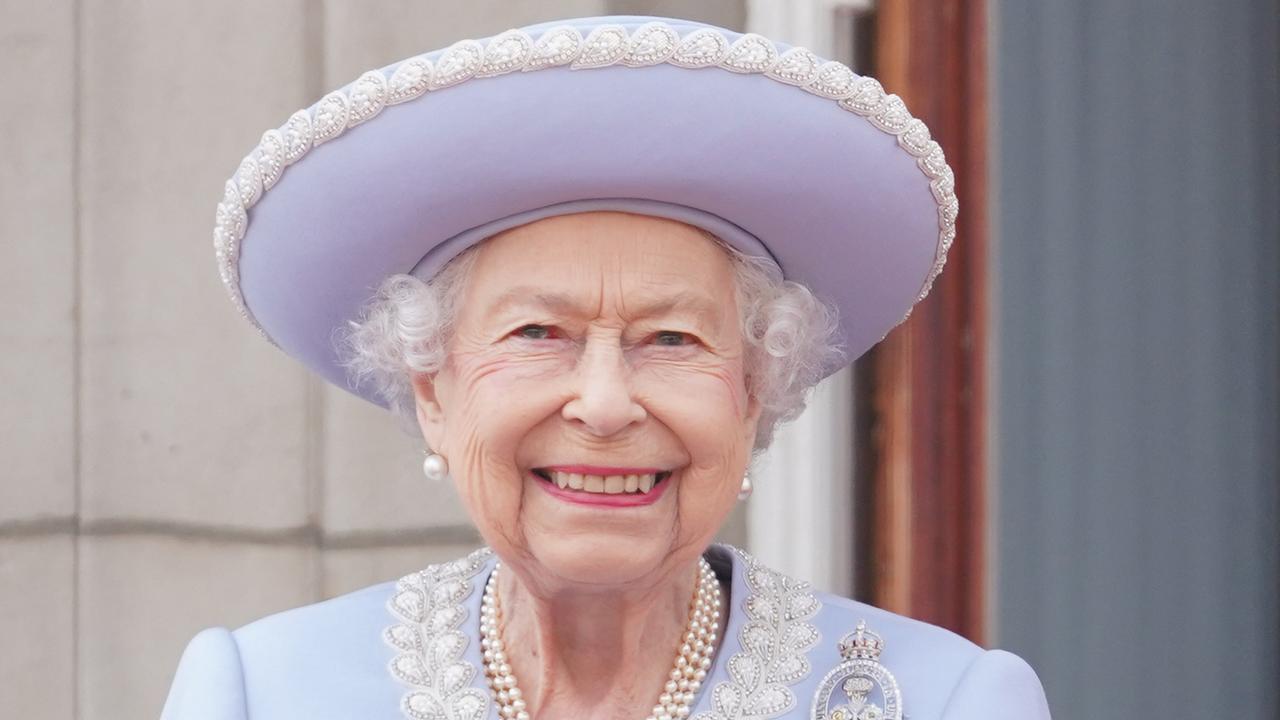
[544,470,662,494]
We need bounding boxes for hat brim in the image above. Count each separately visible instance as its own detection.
[216,16,956,406]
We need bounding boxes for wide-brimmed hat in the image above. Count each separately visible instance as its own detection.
[212,14,956,406]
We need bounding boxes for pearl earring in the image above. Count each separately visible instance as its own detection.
[422,451,449,482]
[738,473,753,500]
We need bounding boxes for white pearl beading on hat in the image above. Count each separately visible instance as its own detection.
[213,21,959,339]
[481,557,722,720]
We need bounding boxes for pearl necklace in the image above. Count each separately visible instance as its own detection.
[480,557,723,720]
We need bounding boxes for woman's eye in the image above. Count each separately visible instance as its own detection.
[513,324,557,340]
[653,331,692,346]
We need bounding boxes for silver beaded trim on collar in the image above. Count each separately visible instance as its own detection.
[213,21,958,339]
[384,548,494,720]
[692,547,822,720]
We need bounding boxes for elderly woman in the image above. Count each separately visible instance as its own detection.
[165,14,1049,720]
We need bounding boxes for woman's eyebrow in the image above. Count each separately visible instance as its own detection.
[625,293,724,332]
[486,287,723,330]
[487,287,586,316]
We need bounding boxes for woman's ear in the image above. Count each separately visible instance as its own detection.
[410,373,447,451]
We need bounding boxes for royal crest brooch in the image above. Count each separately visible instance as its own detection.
[810,620,903,720]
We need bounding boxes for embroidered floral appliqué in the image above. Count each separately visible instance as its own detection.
[693,547,822,720]
[384,548,492,720]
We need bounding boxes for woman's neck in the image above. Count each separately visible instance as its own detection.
[495,559,703,719]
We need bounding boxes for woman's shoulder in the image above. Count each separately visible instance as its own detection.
[714,546,1050,719]
[163,550,502,718]
[233,579,398,649]
[809,590,1048,718]
[812,587,986,681]
[162,580,403,719]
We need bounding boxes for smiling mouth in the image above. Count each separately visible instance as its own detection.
[531,468,674,495]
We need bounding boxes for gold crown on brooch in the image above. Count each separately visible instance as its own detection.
[837,620,885,662]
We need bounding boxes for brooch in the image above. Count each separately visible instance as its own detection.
[811,620,903,720]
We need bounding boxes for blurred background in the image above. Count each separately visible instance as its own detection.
[1,0,1276,718]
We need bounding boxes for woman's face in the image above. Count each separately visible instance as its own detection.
[412,211,761,593]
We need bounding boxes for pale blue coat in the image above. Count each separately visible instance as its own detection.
[160,545,1050,719]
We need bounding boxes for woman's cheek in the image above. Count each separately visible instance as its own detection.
[447,348,573,432]
[635,357,750,422]
[442,350,572,534]
[639,364,752,497]
[674,466,739,548]
[453,342,577,386]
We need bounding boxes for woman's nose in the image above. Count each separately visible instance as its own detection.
[561,344,646,437]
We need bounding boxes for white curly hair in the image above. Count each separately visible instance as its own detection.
[341,231,844,452]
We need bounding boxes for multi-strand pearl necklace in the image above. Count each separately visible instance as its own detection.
[480,557,723,720]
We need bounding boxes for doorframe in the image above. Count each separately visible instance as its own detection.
[857,0,991,643]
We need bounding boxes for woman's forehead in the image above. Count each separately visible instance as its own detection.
[472,212,736,287]
[453,212,738,328]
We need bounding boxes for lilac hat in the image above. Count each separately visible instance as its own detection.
[212,15,957,406]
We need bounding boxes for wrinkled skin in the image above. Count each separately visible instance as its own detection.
[412,211,760,717]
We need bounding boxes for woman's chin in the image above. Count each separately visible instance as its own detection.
[523,533,675,588]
